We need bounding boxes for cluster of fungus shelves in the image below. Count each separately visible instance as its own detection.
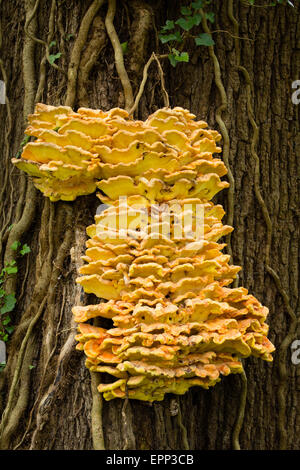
[13,104,275,402]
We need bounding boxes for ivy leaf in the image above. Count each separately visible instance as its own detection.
[6,260,16,266]
[161,20,175,32]
[0,294,16,315]
[5,265,18,275]
[49,40,56,49]
[49,52,62,65]
[2,316,11,326]
[29,364,36,370]
[174,51,189,62]
[20,244,31,256]
[159,31,182,43]
[205,12,215,23]
[20,135,30,147]
[193,13,202,25]
[0,363,6,372]
[191,0,203,8]
[11,241,20,251]
[180,6,192,15]
[5,260,18,275]
[65,33,74,41]
[121,42,128,54]
[1,334,8,342]
[168,53,177,67]
[15,135,30,159]
[175,14,201,31]
[195,33,215,46]
[5,326,14,335]
[168,49,189,67]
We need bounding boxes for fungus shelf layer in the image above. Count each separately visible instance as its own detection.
[14,104,275,402]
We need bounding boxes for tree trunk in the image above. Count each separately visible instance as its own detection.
[0,0,299,450]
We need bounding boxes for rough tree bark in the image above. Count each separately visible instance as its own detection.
[0,0,299,450]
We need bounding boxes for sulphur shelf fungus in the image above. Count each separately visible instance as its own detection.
[14,103,275,402]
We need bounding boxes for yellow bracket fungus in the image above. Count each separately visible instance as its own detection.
[13,103,275,402]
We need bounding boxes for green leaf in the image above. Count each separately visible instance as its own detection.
[168,53,177,67]
[49,40,56,49]
[6,260,16,267]
[175,15,201,31]
[0,363,6,372]
[161,20,175,32]
[174,51,189,62]
[20,135,30,147]
[121,41,128,54]
[191,0,203,8]
[8,224,14,232]
[2,316,11,326]
[5,326,14,335]
[49,52,62,65]
[159,31,182,44]
[11,241,20,251]
[20,244,31,256]
[0,294,16,315]
[1,334,9,342]
[195,33,215,46]
[29,364,36,370]
[65,33,74,41]
[5,266,18,275]
[180,6,192,15]
[168,49,189,66]
[205,12,215,23]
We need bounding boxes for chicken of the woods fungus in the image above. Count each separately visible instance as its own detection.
[13,103,275,402]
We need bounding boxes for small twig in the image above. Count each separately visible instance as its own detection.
[209,29,254,41]
[176,397,189,450]
[24,0,65,74]
[153,53,169,108]
[90,372,105,450]
[129,52,169,116]
[232,368,247,450]
[121,383,130,450]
